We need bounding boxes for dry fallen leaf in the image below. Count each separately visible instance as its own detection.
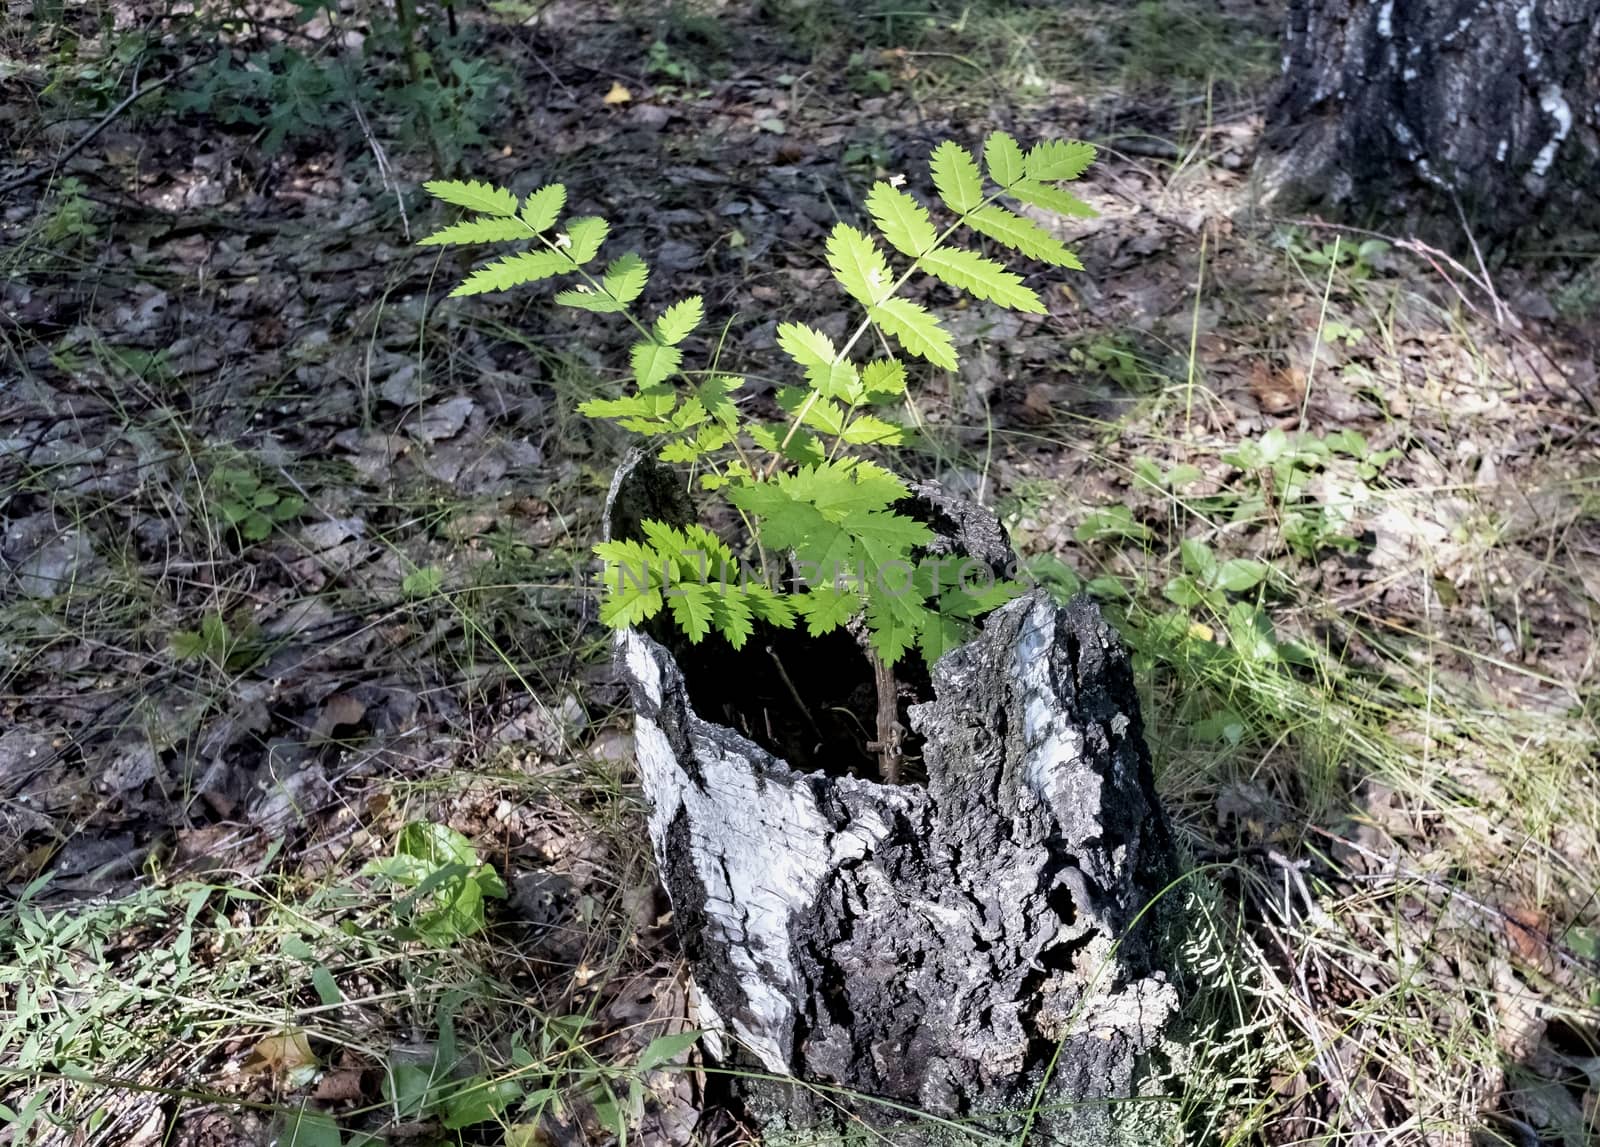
[1248,361,1305,417]
[603,81,632,105]
[242,1030,318,1082]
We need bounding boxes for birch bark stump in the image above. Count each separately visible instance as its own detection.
[1256,0,1600,240]
[605,454,1184,1144]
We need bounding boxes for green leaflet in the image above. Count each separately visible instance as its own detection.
[869,296,958,371]
[826,223,894,307]
[930,141,984,215]
[520,184,566,232]
[655,296,703,345]
[919,247,1045,313]
[1024,139,1096,182]
[865,182,938,258]
[983,131,1026,189]
[450,250,574,297]
[417,217,532,246]
[964,205,1083,268]
[424,179,518,217]
[777,323,859,400]
[561,217,610,264]
[1008,179,1097,219]
[631,341,682,388]
[602,252,650,304]
[862,358,907,398]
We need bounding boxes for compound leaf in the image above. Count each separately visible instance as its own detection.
[520,183,567,232]
[450,250,574,297]
[965,205,1082,268]
[1024,139,1096,182]
[983,131,1025,189]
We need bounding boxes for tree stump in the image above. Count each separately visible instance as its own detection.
[605,453,1183,1144]
[1257,0,1600,242]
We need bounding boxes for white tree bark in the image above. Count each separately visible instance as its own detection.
[605,453,1184,1143]
[1257,0,1600,240]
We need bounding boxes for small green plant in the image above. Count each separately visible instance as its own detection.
[208,462,305,542]
[169,611,264,672]
[420,134,1095,688]
[38,176,99,249]
[363,821,507,946]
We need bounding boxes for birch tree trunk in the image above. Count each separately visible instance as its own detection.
[605,453,1185,1144]
[1256,0,1600,241]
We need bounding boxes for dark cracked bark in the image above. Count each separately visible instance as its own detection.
[1257,0,1600,243]
[605,453,1184,1144]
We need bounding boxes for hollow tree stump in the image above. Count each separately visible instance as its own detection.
[606,455,1184,1144]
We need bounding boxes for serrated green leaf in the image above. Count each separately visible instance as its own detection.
[866,596,922,666]
[743,582,796,627]
[1024,139,1096,182]
[776,323,858,400]
[555,287,628,312]
[520,183,566,232]
[418,217,532,246]
[631,340,682,388]
[919,611,972,668]
[450,250,574,297]
[712,589,754,649]
[603,252,649,305]
[560,216,609,264]
[984,132,1025,188]
[655,296,703,345]
[865,182,938,258]
[777,387,846,437]
[827,223,894,307]
[861,358,907,398]
[670,396,708,431]
[965,205,1082,268]
[1008,179,1097,219]
[794,586,862,636]
[424,179,518,217]
[840,414,904,445]
[930,141,984,215]
[870,296,958,370]
[595,539,663,628]
[580,391,675,421]
[919,247,1045,313]
[667,582,717,643]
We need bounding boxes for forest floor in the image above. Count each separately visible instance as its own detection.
[2,0,1598,1144]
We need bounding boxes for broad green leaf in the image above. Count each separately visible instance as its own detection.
[919,247,1045,313]
[603,252,650,304]
[520,183,566,232]
[638,1029,702,1071]
[1008,179,1097,219]
[442,1078,520,1129]
[417,217,531,246]
[826,223,893,307]
[865,182,938,258]
[919,611,972,668]
[984,131,1026,188]
[561,216,609,264]
[930,141,984,215]
[776,322,858,399]
[450,250,573,297]
[654,296,703,345]
[870,296,958,370]
[965,205,1082,268]
[1180,539,1218,582]
[555,286,627,312]
[1024,139,1096,182]
[397,821,478,868]
[1215,558,1267,592]
[631,340,682,388]
[424,178,517,217]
